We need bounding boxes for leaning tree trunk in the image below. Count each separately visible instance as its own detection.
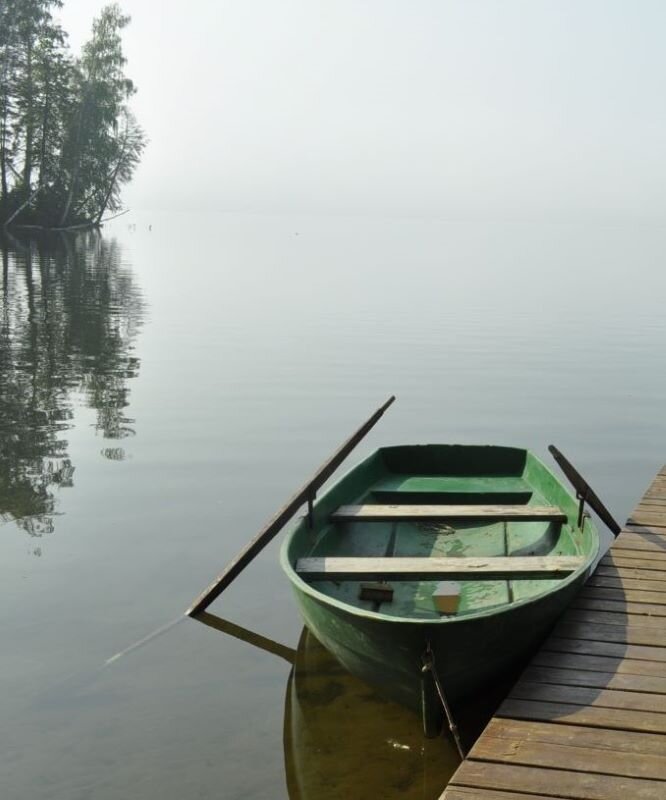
[59,161,78,227]
[22,41,34,200]
[95,130,128,224]
[0,129,8,215]
[59,94,87,227]
[0,29,11,217]
[3,184,40,228]
[37,87,50,197]
[0,83,10,217]
[94,163,120,225]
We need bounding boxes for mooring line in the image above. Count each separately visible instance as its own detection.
[422,642,466,760]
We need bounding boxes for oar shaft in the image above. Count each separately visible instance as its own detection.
[187,395,396,616]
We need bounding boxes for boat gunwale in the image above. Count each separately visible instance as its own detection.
[279,443,601,626]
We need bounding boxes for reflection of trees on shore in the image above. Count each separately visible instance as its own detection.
[0,230,144,542]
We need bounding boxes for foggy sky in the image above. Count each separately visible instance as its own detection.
[58,0,666,220]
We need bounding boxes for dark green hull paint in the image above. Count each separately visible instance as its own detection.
[280,445,599,718]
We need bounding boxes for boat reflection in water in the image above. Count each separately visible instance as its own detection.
[195,612,508,800]
[284,627,456,799]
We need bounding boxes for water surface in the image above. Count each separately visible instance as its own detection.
[1,214,665,799]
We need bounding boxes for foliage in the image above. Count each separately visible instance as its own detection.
[0,2,145,228]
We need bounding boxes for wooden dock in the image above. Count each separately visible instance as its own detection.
[442,465,666,800]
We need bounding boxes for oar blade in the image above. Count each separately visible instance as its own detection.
[548,444,621,536]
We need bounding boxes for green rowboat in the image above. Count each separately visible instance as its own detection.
[280,444,600,735]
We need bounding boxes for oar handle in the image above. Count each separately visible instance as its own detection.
[186,395,396,616]
[548,445,621,536]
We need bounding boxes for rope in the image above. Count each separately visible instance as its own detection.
[421,642,466,760]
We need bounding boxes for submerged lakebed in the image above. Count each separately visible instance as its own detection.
[1,213,665,799]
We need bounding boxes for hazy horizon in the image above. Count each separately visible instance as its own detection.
[57,0,666,222]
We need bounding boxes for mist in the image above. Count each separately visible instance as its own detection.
[57,0,666,221]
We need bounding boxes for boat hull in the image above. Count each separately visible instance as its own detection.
[281,444,599,732]
[290,567,588,715]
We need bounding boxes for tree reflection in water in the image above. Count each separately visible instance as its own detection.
[0,229,144,542]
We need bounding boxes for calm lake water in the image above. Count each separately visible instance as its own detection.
[1,213,665,799]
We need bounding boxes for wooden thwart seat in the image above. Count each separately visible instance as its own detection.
[332,504,566,522]
[296,555,584,581]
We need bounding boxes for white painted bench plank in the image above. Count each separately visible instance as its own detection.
[296,555,584,580]
[332,504,566,522]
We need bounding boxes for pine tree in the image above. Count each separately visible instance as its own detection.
[59,3,140,226]
[0,0,21,216]
[1,1,144,229]
[32,12,74,220]
[13,2,64,196]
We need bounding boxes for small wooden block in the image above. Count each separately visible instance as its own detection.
[359,582,394,602]
[433,581,461,614]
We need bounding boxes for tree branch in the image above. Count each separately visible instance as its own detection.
[3,184,41,229]
[99,208,129,223]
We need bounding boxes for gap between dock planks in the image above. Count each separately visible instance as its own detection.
[441,464,666,800]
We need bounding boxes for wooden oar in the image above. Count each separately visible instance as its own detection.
[186,395,396,616]
[548,444,621,536]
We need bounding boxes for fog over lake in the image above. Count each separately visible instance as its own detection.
[2,3,666,799]
[58,0,666,221]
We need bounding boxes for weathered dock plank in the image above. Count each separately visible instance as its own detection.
[441,464,666,800]
[444,789,552,800]
[451,759,666,799]
[498,697,666,734]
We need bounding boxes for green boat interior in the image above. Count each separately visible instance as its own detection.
[285,445,598,621]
